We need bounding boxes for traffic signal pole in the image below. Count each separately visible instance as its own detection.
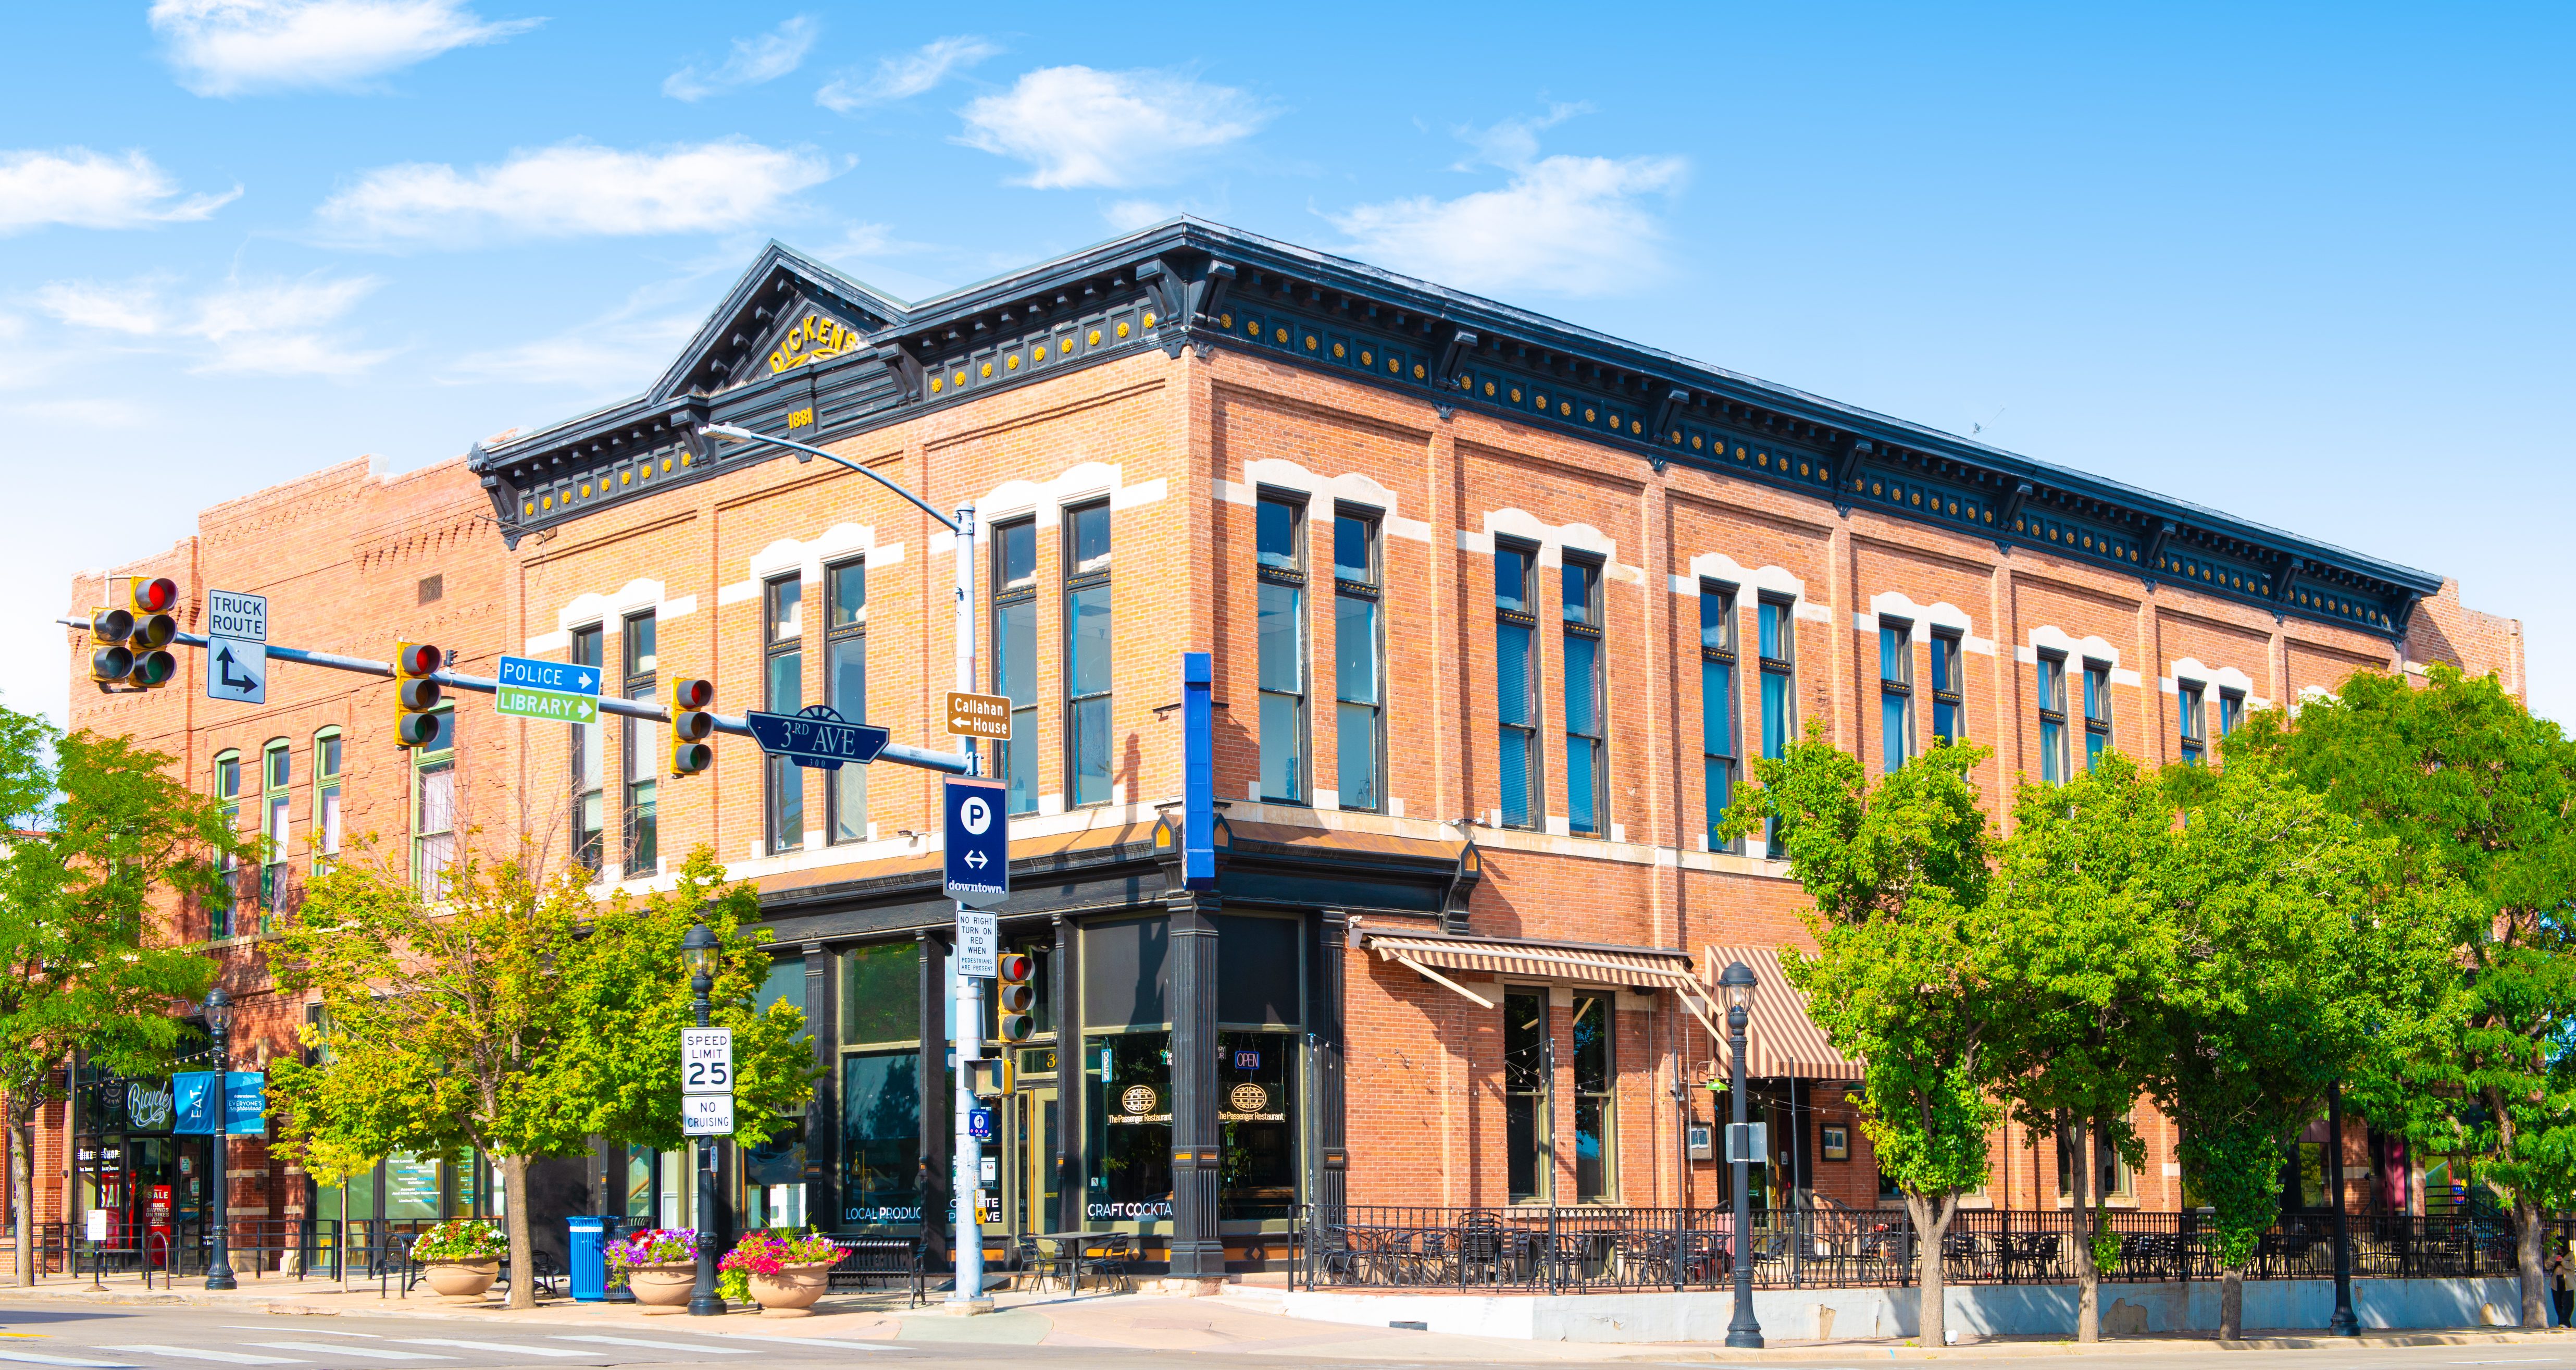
[53,620,973,775]
[698,424,993,1314]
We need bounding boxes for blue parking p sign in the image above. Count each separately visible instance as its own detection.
[943,776,1010,909]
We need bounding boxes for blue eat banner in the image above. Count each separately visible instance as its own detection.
[172,1071,266,1136]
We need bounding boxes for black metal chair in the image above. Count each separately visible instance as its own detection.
[1071,1232,1132,1293]
[1012,1233,1066,1292]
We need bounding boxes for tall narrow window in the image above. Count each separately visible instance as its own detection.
[1758,596,1796,849]
[1700,582,1737,852]
[260,739,290,921]
[1561,556,1605,836]
[570,624,604,874]
[1064,502,1113,807]
[1494,541,1541,829]
[992,520,1039,814]
[2082,660,2112,772]
[1572,993,1616,1203]
[1333,510,1383,812]
[1503,989,1550,1204]
[2036,652,2069,785]
[2219,689,2244,739]
[2177,681,2207,766]
[1254,494,1306,803]
[313,729,342,874]
[412,705,456,899]
[1879,621,1913,774]
[826,559,867,843]
[624,611,658,871]
[763,581,801,852]
[211,751,240,937]
[1931,630,1964,744]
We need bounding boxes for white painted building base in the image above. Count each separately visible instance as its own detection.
[1283,1277,2536,1342]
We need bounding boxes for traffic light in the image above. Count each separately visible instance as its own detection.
[86,604,133,684]
[669,677,715,776]
[394,642,443,747]
[123,577,178,688]
[995,952,1037,1044]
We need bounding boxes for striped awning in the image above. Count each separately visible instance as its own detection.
[1701,945,1865,1081]
[1360,932,1729,1042]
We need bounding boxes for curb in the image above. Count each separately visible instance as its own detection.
[1621,1328,2573,1360]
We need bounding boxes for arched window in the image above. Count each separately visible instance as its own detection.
[210,749,242,938]
[260,738,291,923]
[313,727,343,873]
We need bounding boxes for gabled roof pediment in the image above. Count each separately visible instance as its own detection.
[649,241,913,402]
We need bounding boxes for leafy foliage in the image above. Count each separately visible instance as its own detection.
[0,713,234,1285]
[1721,726,2001,1349]
[2229,664,2576,1325]
[264,841,813,1306]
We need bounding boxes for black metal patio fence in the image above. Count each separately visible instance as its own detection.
[1296,1204,2557,1293]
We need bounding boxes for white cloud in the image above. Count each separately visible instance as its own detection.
[150,0,539,96]
[664,15,819,102]
[1329,110,1685,297]
[34,273,392,377]
[442,311,697,388]
[1103,199,1176,232]
[816,34,997,111]
[316,139,837,246]
[957,66,1270,189]
[0,149,241,233]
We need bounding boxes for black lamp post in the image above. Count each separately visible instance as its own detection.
[1720,960,1763,1350]
[203,986,235,1291]
[682,922,723,1316]
[2326,1080,2358,1336]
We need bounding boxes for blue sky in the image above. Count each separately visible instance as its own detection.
[6,3,2570,729]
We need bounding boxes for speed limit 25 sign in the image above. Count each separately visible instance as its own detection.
[681,1028,734,1095]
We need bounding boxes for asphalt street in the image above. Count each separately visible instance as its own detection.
[2,1302,2575,1370]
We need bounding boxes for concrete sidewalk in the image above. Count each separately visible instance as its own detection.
[5,1275,2574,1361]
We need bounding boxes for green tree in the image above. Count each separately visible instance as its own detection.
[1722,726,2002,1350]
[266,844,811,1309]
[2229,664,2576,1327]
[0,713,233,1284]
[1986,752,2170,1342]
[2144,756,2463,1338]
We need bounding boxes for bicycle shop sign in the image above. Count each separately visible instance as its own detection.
[90,1077,175,1133]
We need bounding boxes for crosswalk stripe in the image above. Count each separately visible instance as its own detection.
[549,1338,757,1355]
[222,1331,380,1341]
[698,1335,898,1351]
[390,1343,589,1360]
[245,1347,446,1363]
[101,1349,304,1366]
[0,1352,136,1368]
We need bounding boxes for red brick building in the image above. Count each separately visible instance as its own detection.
[47,220,2525,1273]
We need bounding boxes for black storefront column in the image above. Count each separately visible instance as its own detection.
[1052,914,1080,1228]
[1310,911,1348,1216]
[916,930,949,1267]
[1165,889,1223,1278]
[803,940,837,1228]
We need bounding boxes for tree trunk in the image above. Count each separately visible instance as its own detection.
[2068,1115,2098,1342]
[2518,1193,2545,1329]
[11,1115,31,1286]
[501,1155,535,1311]
[2220,1264,2246,1339]
[1906,1191,1952,1348]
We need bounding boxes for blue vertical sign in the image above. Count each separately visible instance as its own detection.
[942,775,1011,908]
[1182,651,1215,889]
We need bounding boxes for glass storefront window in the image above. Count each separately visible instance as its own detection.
[1504,989,1550,1203]
[843,942,918,1045]
[843,1052,920,1229]
[1085,1031,1172,1229]
[1217,1030,1296,1224]
[385,1154,442,1219]
[739,1120,807,1230]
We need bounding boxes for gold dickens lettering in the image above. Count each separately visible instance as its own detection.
[767,313,858,375]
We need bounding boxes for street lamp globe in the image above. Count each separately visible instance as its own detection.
[681,922,719,978]
[1718,960,1757,1015]
[204,985,232,1032]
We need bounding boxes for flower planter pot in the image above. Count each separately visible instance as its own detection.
[623,1262,703,1314]
[421,1259,499,1300]
[747,1262,835,1316]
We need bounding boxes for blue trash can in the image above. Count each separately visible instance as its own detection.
[567,1216,606,1302]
